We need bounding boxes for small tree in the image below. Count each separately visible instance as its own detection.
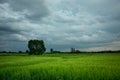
[26,50,29,53]
[71,48,75,53]
[18,51,22,53]
[50,48,53,53]
[28,40,46,55]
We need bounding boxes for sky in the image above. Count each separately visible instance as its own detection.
[0,0,120,52]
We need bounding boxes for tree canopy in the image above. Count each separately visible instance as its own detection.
[28,40,46,55]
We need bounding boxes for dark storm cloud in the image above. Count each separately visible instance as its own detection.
[10,0,49,20]
[0,24,19,34]
[0,0,7,3]
[0,0,50,51]
[0,0,120,51]
[44,0,120,51]
[0,0,49,20]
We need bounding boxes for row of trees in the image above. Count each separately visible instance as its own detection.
[71,48,81,53]
[27,40,79,55]
[50,48,61,53]
[1,39,120,55]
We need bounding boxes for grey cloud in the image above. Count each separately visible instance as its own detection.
[9,0,49,20]
[0,0,8,3]
[85,41,120,51]
[0,0,50,51]
[0,0,49,20]
[0,40,28,51]
[0,26,19,35]
[0,0,120,51]
[103,23,120,34]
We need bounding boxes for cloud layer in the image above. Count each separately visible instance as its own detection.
[0,0,120,52]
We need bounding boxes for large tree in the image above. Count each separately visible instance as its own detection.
[28,40,46,55]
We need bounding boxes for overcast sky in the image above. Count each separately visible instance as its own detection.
[0,0,120,52]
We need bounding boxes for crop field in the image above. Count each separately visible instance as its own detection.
[0,53,120,80]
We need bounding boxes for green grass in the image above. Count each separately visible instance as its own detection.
[0,53,120,80]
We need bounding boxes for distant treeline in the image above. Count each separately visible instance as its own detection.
[51,50,120,54]
[0,50,120,54]
[0,50,30,54]
[0,39,120,55]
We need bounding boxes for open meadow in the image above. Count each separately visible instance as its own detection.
[0,53,120,80]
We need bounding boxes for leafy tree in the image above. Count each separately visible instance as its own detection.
[28,40,46,55]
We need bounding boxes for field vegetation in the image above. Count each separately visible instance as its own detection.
[0,53,120,80]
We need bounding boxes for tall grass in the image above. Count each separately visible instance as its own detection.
[0,53,120,80]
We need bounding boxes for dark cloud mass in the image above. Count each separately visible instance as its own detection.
[0,0,120,52]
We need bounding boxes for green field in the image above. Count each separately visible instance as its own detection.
[0,53,120,80]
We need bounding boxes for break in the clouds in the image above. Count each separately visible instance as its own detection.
[0,0,120,52]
